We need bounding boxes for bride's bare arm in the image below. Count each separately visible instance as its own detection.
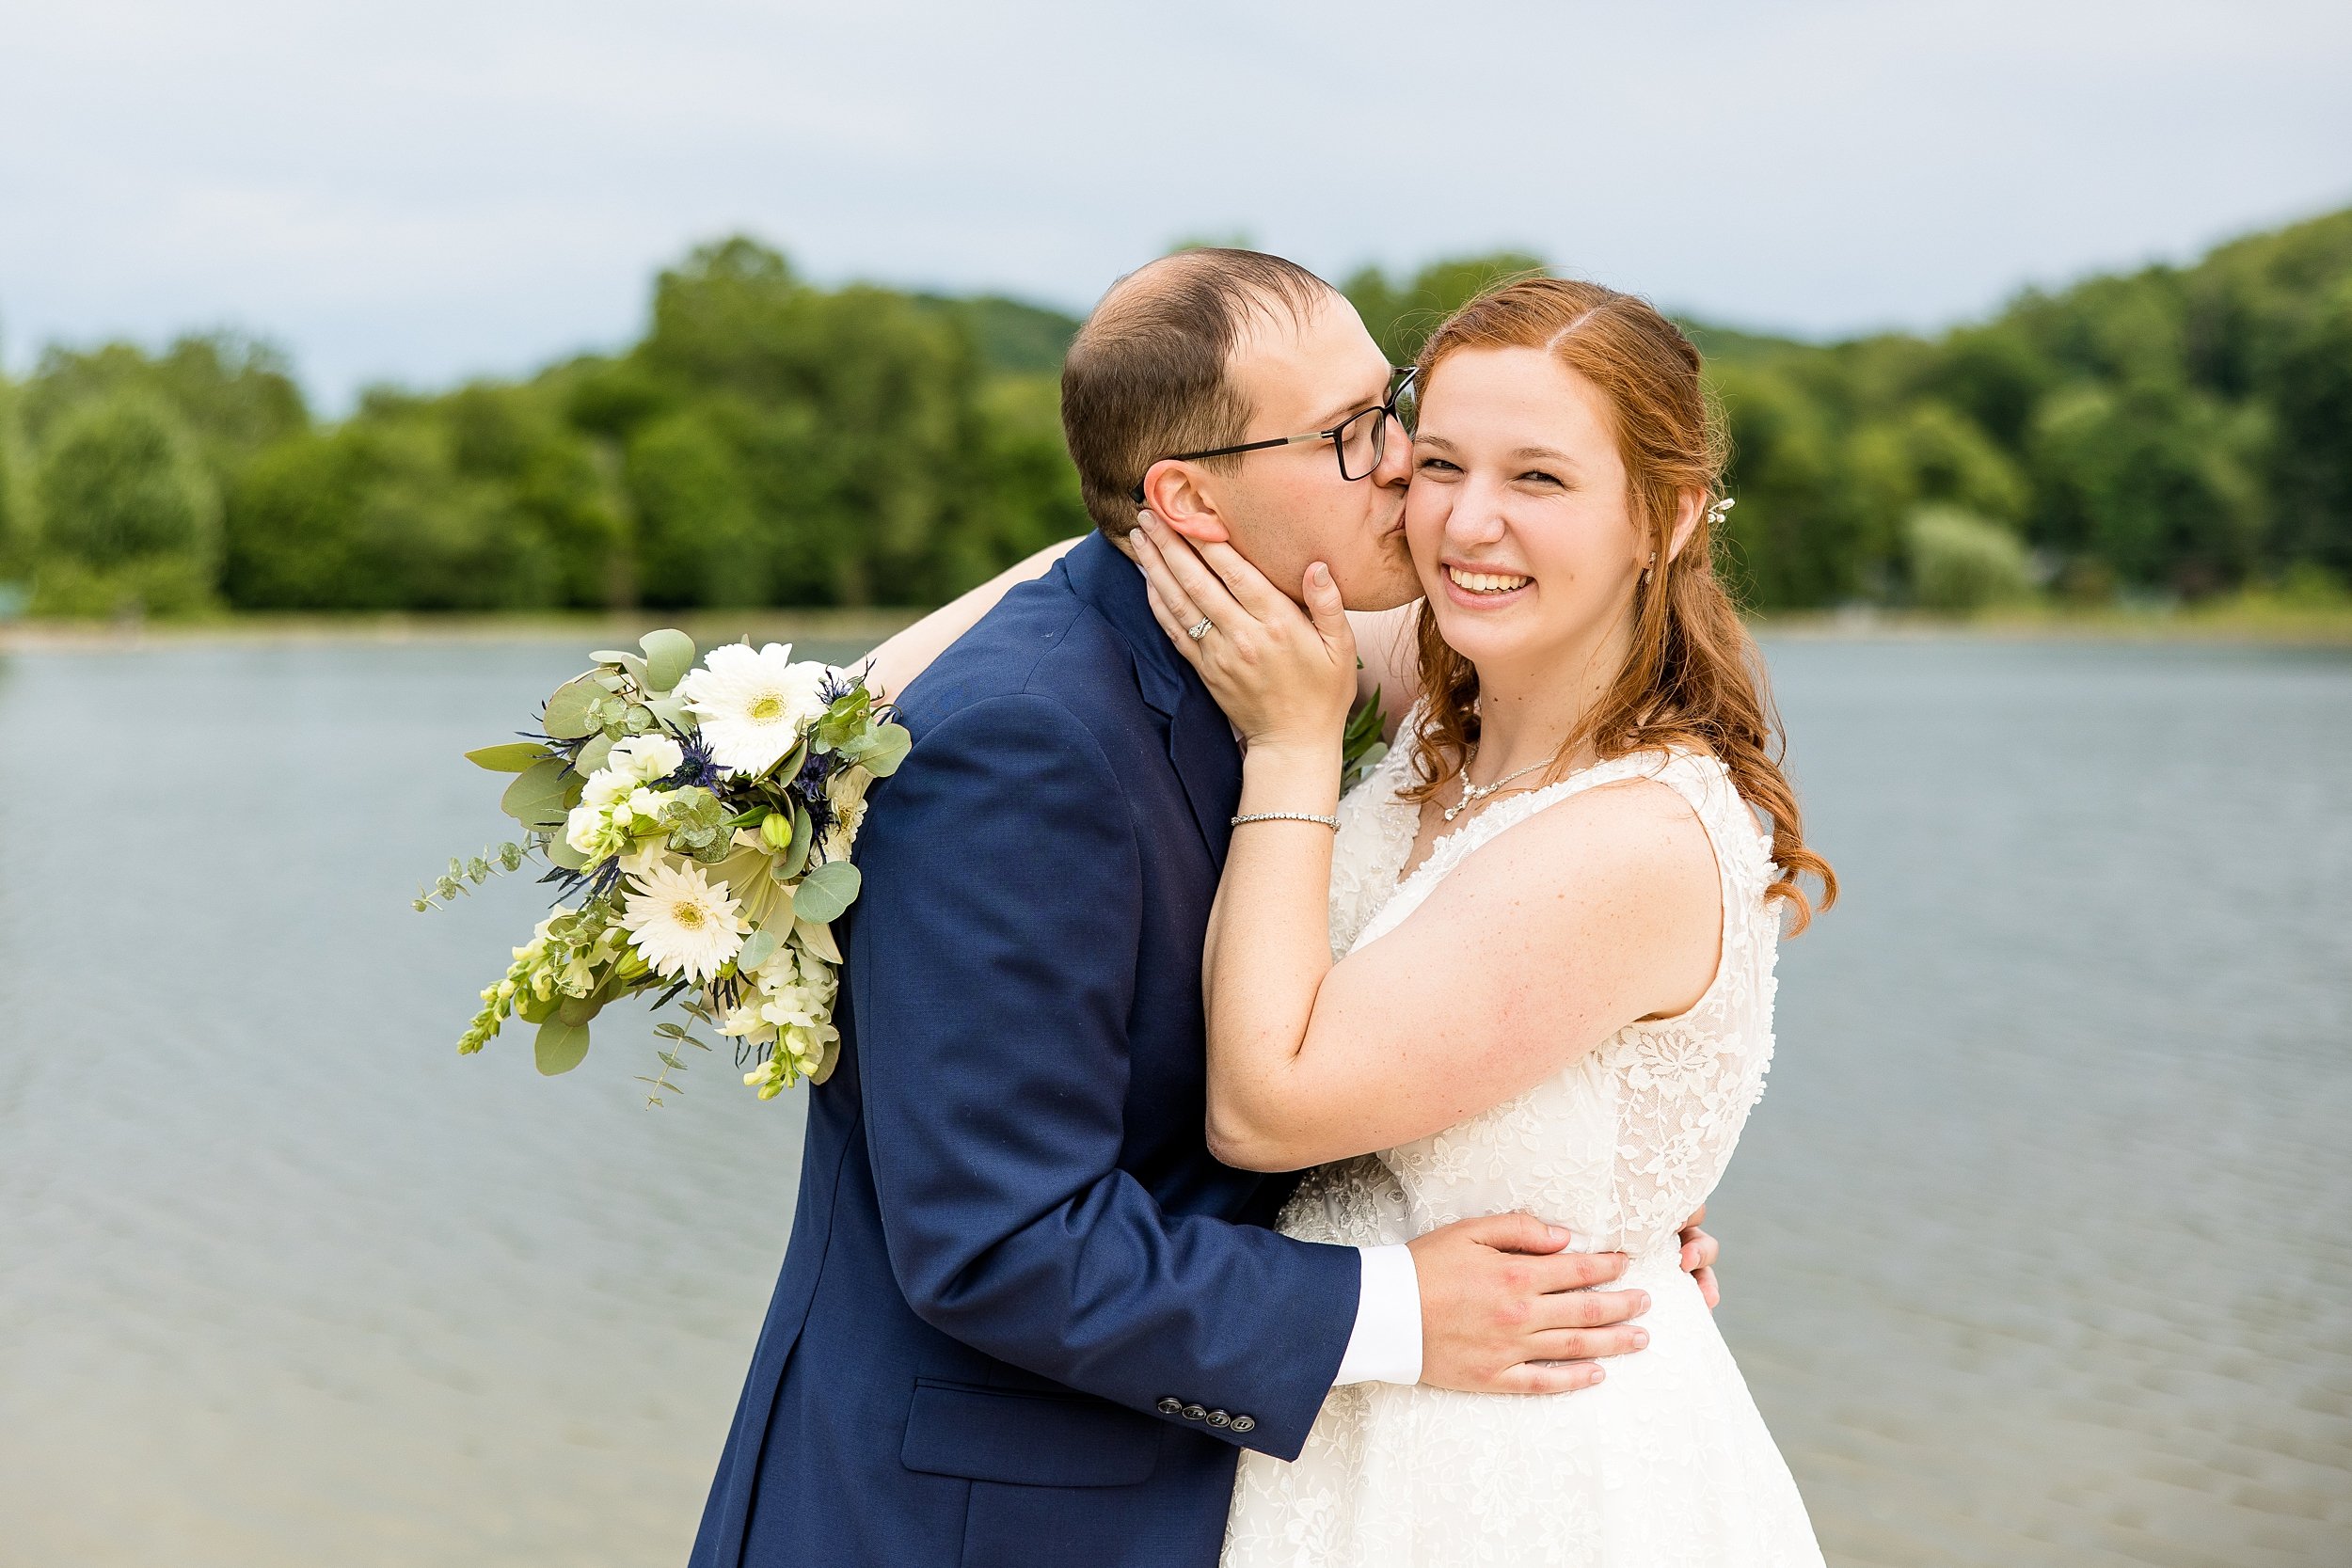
[862,535,1085,701]
[1206,752,1716,1170]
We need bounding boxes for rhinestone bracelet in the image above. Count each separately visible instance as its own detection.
[1230,811,1341,830]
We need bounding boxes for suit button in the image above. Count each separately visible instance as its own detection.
[1156,1397,1184,1417]
[1182,1403,1208,1422]
[1230,1415,1256,1433]
[1204,1409,1232,1428]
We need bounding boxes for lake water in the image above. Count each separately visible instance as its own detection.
[1,633,2346,1567]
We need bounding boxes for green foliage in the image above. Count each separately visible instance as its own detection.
[1904,506,2036,612]
[30,391,222,614]
[0,375,31,582]
[1343,252,1549,364]
[8,211,2350,619]
[1712,362,1871,607]
[914,293,1081,374]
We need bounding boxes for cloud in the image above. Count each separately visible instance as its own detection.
[3,0,2346,409]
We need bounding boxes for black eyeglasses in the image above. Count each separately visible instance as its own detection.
[1130,366,1419,502]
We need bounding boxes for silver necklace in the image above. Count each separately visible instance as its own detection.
[1442,755,1555,822]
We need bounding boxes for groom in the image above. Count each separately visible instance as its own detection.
[690,250,1708,1568]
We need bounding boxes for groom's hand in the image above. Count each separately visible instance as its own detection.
[1408,1214,1649,1395]
[1680,1204,1721,1309]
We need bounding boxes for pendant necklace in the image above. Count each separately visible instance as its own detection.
[1442,755,1556,823]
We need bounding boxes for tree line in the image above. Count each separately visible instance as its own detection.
[1,209,2346,619]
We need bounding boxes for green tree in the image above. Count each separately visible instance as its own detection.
[0,373,30,583]
[1905,505,2036,612]
[2029,381,2266,594]
[1711,362,1866,607]
[226,407,560,610]
[626,408,764,609]
[31,391,221,614]
[1343,252,1549,365]
[2264,276,2352,575]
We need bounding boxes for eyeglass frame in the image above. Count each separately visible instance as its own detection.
[1129,366,1420,503]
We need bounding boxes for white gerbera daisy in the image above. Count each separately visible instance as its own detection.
[677,643,829,776]
[616,857,747,982]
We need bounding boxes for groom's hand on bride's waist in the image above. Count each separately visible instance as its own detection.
[1407,1214,1650,1395]
[1679,1204,1722,1310]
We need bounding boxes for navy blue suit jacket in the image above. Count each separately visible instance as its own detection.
[688,533,1363,1568]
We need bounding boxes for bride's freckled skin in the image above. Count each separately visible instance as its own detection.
[1402,346,1681,722]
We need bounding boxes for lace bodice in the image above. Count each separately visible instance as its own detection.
[1305,704,1783,1262]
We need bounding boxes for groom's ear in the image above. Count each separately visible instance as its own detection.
[1137,460,1232,546]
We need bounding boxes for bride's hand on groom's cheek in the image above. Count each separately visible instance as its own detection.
[1132,513,1357,752]
[1407,1213,1651,1396]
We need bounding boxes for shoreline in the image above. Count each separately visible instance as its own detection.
[2,601,2349,654]
[0,607,930,654]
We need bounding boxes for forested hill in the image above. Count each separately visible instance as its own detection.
[1,209,2346,618]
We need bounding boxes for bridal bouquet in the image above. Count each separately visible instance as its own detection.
[420,629,909,1102]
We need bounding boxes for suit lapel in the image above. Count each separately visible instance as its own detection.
[1064,533,1244,868]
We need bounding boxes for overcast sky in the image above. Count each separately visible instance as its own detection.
[5,0,2348,412]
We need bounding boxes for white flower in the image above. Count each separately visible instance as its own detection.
[582,768,633,810]
[565,800,630,859]
[607,734,685,784]
[678,643,830,776]
[617,858,747,982]
[820,767,871,863]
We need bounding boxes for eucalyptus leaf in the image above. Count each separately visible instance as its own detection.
[534,1018,592,1076]
[594,672,628,693]
[791,860,862,925]
[738,926,780,972]
[542,673,606,739]
[640,628,696,693]
[557,994,606,1028]
[501,758,574,831]
[807,1032,843,1085]
[576,732,615,778]
[514,989,560,1025]
[781,802,813,879]
[855,722,912,778]
[466,741,554,773]
[647,693,691,728]
[591,650,651,686]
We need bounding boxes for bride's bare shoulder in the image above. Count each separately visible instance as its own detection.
[1420,773,1720,941]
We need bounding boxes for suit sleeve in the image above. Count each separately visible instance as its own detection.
[849,692,1361,1460]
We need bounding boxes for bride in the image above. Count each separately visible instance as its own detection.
[1122,277,1837,1567]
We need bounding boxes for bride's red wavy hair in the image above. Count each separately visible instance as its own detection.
[1404,277,1836,932]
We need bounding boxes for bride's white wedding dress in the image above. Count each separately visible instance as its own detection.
[1220,714,1824,1568]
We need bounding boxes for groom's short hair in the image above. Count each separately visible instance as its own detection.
[1061,248,1336,537]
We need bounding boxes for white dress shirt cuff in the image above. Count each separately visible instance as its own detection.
[1332,1243,1423,1386]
